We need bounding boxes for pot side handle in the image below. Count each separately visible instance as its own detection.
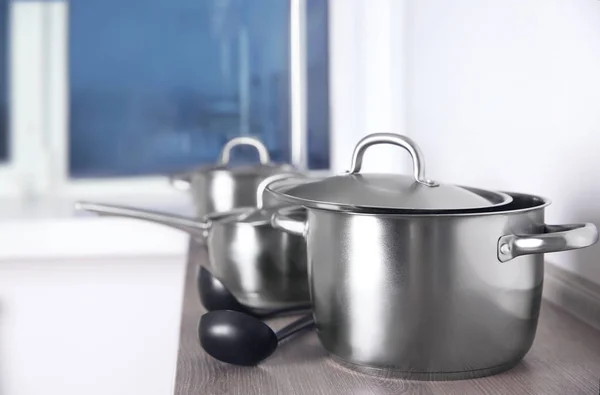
[271,206,308,237]
[498,223,598,262]
[169,172,191,191]
[218,136,270,165]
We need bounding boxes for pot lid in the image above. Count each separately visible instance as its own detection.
[175,136,296,179]
[265,133,512,213]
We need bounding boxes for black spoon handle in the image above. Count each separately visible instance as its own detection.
[275,314,315,342]
[255,303,312,319]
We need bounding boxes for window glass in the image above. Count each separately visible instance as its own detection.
[306,0,329,169]
[69,0,329,177]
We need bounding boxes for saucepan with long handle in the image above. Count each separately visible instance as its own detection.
[76,173,311,310]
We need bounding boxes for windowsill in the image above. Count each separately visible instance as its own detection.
[0,192,195,261]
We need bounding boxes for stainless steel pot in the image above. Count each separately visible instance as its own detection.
[269,134,598,380]
[166,136,302,307]
[76,174,310,310]
[169,136,298,216]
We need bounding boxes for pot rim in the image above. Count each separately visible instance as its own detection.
[268,182,515,214]
[300,190,551,218]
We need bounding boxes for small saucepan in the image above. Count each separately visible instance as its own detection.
[76,174,310,310]
[169,136,299,216]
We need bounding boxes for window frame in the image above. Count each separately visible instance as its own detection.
[0,1,49,197]
[1,0,407,199]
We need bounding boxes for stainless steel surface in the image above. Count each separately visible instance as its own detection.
[271,192,598,379]
[189,166,299,217]
[76,196,310,310]
[271,206,307,236]
[498,223,599,262]
[290,0,308,169]
[206,196,309,309]
[267,133,512,212]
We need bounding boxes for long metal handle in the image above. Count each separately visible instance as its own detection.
[348,133,438,187]
[218,136,270,165]
[202,206,255,223]
[498,223,598,262]
[271,206,308,237]
[257,304,312,320]
[74,201,210,240]
[275,314,315,342]
[169,172,191,191]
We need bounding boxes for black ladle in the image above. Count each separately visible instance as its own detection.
[197,266,311,318]
[199,310,315,366]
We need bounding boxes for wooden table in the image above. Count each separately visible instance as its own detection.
[175,245,600,395]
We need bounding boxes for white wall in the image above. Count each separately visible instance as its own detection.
[0,255,186,395]
[329,0,412,174]
[405,0,600,282]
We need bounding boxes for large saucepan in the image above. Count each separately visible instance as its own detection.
[76,174,310,310]
[269,133,598,380]
[170,136,298,216]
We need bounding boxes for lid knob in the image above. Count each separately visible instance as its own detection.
[348,133,438,187]
[219,136,271,165]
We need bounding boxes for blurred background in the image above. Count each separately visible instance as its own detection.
[66,0,329,176]
[0,0,329,191]
[1,1,600,394]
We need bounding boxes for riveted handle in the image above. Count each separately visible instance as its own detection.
[271,206,308,237]
[218,137,270,165]
[498,223,598,262]
[348,133,438,187]
[169,172,191,191]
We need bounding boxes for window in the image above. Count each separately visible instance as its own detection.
[2,0,357,197]
[305,0,329,169]
[68,0,329,178]
[0,0,7,163]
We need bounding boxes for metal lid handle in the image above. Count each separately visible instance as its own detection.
[218,137,271,165]
[256,173,302,209]
[348,133,438,187]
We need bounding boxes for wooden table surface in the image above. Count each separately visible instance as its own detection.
[175,244,600,395]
